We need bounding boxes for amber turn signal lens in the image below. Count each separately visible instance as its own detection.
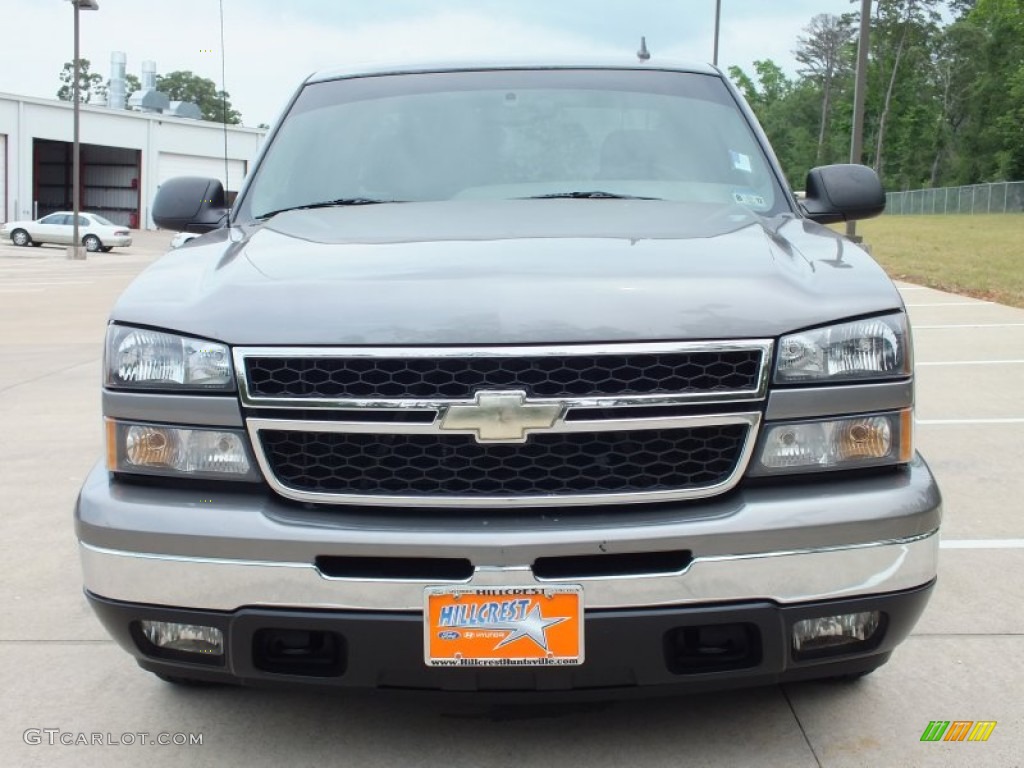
[125,425,180,468]
[834,417,892,462]
[754,411,910,476]
[105,418,118,471]
[107,420,257,480]
[900,408,914,463]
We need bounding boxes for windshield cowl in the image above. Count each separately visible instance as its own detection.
[257,198,406,221]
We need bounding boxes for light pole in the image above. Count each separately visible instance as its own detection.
[713,0,722,66]
[68,0,99,260]
[847,0,872,242]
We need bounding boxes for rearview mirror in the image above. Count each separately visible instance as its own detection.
[152,177,229,233]
[801,164,886,224]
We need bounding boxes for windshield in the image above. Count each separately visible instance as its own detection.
[91,214,115,226]
[241,68,788,220]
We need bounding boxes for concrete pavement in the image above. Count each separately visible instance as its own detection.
[1,233,1021,766]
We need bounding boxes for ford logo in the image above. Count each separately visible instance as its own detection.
[437,630,460,641]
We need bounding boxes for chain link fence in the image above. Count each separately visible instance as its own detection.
[886,182,1024,215]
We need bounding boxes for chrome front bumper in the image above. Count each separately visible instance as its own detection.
[77,454,941,613]
[80,532,938,612]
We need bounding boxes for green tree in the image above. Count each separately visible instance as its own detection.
[795,13,856,164]
[736,3,1024,192]
[956,0,1024,181]
[57,58,105,104]
[154,70,242,124]
[949,0,979,19]
[729,60,820,188]
[866,0,943,181]
[124,73,142,97]
[927,20,986,184]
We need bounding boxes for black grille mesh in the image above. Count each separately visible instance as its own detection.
[244,350,763,400]
[259,425,748,498]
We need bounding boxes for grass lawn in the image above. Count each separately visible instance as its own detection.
[847,214,1024,308]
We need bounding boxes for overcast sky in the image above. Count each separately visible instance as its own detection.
[0,0,858,126]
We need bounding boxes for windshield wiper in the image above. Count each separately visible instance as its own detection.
[521,191,662,200]
[257,198,404,220]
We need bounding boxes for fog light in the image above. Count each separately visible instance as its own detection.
[792,611,881,659]
[140,621,223,657]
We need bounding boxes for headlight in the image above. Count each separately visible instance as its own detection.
[749,410,913,476]
[105,325,233,390]
[775,314,910,383]
[106,420,259,481]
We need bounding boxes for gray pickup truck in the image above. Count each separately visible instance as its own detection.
[77,60,941,695]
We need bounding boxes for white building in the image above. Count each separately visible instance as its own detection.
[0,92,266,229]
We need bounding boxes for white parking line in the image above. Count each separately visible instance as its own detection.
[940,540,1024,549]
[917,418,1024,425]
[0,267,65,272]
[917,360,1024,366]
[905,301,994,307]
[1,281,94,286]
[914,323,1024,329]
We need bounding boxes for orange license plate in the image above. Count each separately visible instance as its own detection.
[424,585,584,667]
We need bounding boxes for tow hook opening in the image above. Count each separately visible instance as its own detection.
[663,622,761,675]
[252,628,347,677]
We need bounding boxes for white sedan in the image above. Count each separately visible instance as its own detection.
[1,212,133,252]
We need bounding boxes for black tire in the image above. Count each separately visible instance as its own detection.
[10,229,32,247]
[153,672,222,688]
[83,234,102,252]
[101,246,114,253]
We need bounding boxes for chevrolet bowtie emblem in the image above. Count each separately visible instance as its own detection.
[440,391,563,443]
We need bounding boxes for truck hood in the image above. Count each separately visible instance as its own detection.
[113,200,903,345]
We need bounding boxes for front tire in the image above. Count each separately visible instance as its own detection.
[83,234,102,252]
[11,229,32,247]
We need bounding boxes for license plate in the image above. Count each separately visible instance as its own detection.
[424,585,584,667]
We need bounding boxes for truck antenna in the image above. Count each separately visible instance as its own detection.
[637,37,651,61]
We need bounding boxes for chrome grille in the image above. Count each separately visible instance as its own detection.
[237,342,770,406]
[259,425,749,498]
[237,342,770,508]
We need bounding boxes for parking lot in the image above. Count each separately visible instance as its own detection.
[1,230,1022,767]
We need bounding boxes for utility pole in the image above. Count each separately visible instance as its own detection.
[713,0,722,66]
[847,0,872,241]
[71,1,83,259]
[68,0,99,260]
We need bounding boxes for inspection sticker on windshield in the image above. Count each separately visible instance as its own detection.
[730,150,753,173]
[424,585,584,667]
[733,190,767,207]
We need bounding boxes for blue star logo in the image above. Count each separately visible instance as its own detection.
[448,603,568,652]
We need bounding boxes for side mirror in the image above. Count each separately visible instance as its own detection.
[152,177,229,233]
[801,164,886,224]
